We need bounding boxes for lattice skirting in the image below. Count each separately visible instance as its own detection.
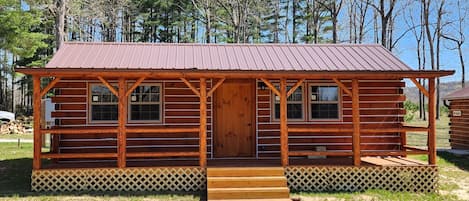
[31,167,206,192]
[285,166,438,193]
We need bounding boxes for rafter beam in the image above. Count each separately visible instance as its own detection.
[40,77,61,97]
[260,78,280,96]
[287,78,305,97]
[410,78,429,97]
[97,76,118,96]
[180,78,201,97]
[125,77,146,97]
[333,78,352,97]
[207,78,226,97]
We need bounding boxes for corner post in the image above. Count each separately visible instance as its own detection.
[199,78,207,168]
[118,78,127,168]
[428,78,436,165]
[351,79,361,166]
[280,78,289,167]
[33,76,42,170]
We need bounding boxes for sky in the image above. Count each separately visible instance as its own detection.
[357,0,469,84]
[19,1,468,84]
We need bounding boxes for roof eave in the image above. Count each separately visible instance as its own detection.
[15,67,455,79]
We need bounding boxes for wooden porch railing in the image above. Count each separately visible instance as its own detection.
[288,125,432,160]
[39,127,200,161]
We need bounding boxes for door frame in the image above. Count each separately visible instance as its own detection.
[213,79,257,158]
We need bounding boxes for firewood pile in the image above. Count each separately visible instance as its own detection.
[0,116,33,135]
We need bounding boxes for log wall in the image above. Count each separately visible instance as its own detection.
[256,79,405,158]
[448,99,469,149]
[51,78,405,161]
[51,78,213,161]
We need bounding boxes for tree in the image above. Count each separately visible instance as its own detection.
[317,0,343,43]
[347,0,370,43]
[55,0,66,50]
[441,0,466,87]
[192,0,214,43]
[0,0,47,113]
[370,0,396,50]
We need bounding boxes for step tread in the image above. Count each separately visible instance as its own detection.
[207,167,284,171]
[209,199,291,201]
[207,167,285,177]
[208,187,290,192]
[208,176,287,180]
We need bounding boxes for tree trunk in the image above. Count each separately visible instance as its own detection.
[458,45,465,87]
[205,9,211,43]
[55,0,66,50]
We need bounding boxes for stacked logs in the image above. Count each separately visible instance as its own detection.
[0,116,33,135]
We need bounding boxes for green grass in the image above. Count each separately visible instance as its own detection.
[0,134,33,140]
[406,114,450,148]
[294,190,460,201]
[0,142,201,200]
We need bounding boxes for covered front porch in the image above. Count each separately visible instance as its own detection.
[27,71,446,169]
[22,70,447,194]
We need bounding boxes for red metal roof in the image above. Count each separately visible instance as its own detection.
[45,42,413,71]
[444,87,469,100]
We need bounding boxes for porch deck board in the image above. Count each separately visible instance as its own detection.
[43,157,429,169]
[361,156,427,166]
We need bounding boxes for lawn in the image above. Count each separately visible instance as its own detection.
[0,134,33,140]
[0,116,468,200]
[406,114,451,148]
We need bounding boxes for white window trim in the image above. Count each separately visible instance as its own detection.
[127,83,163,123]
[88,83,118,124]
[271,83,305,121]
[308,83,342,121]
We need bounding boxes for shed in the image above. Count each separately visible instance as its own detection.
[16,42,453,199]
[444,87,469,149]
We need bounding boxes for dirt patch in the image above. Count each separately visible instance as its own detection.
[439,173,469,201]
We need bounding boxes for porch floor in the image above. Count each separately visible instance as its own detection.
[43,156,429,169]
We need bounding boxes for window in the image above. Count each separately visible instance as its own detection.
[310,85,340,119]
[273,85,303,120]
[129,84,161,121]
[90,84,118,121]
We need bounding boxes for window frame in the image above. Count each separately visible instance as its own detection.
[127,82,163,123]
[308,83,342,121]
[88,82,119,124]
[271,83,306,121]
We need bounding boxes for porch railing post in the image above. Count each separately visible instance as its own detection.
[351,79,361,166]
[280,78,288,167]
[199,78,207,168]
[33,75,42,170]
[118,78,127,168]
[428,78,436,165]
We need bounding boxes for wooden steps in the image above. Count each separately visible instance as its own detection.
[207,167,290,200]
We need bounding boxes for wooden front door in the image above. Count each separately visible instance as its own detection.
[214,79,255,158]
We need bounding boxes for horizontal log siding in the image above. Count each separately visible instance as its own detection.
[52,78,405,161]
[448,99,469,149]
[256,80,405,158]
[51,78,213,161]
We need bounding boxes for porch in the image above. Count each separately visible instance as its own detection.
[31,75,441,169]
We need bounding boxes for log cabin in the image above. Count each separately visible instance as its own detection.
[444,87,469,150]
[16,42,453,199]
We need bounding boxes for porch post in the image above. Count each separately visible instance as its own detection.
[351,79,361,166]
[199,78,207,168]
[118,78,127,168]
[428,78,436,165]
[33,75,42,170]
[280,78,288,167]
